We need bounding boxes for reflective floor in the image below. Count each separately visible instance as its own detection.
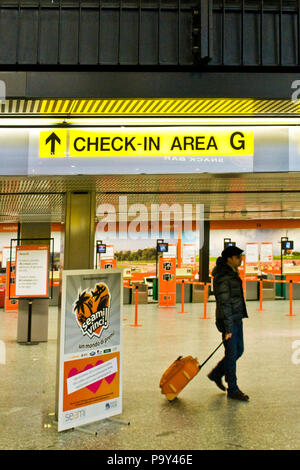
[0,299,300,450]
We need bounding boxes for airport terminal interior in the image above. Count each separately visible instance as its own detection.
[1,0,300,452]
[0,173,300,450]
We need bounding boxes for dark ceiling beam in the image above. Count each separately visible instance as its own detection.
[0,70,299,100]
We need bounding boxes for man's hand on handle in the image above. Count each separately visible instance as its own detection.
[225,333,232,340]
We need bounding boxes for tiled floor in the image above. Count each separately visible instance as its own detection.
[0,299,299,450]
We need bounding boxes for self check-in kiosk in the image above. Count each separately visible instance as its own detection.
[159,256,176,307]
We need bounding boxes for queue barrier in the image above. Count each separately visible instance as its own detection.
[245,277,298,317]
[179,279,188,314]
[122,276,298,326]
[123,284,142,326]
[173,277,298,318]
[175,279,212,319]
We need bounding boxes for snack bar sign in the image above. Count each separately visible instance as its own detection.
[39,127,254,158]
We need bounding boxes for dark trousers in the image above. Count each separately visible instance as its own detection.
[211,321,244,393]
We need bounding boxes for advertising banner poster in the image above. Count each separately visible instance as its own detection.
[245,243,259,263]
[260,242,273,262]
[100,245,114,260]
[57,269,123,432]
[159,257,176,307]
[15,245,49,298]
[5,261,18,312]
[182,243,196,264]
[100,259,117,269]
[162,243,177,258]
[2,246,15,269]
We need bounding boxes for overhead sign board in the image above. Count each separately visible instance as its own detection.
[39,128,254,159]
[28,125,258,174]
[39,130,68,158]
[0,125,292,176]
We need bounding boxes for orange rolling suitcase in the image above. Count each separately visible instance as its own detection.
[160,342,224,401]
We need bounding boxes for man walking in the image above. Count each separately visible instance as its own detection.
[207,245,249,401]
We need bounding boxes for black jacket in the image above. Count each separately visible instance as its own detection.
[212,257,248,334]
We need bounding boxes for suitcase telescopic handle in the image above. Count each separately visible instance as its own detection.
[198,341,224,370]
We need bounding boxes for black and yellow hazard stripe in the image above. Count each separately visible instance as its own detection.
[0,97,299,116]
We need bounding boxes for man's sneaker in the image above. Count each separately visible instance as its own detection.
[227,389,249,401]
[207,371,226,391]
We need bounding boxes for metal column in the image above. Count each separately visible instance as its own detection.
[63,191,96,270]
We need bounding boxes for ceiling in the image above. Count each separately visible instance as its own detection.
[1,172,300,223]
[1,96,300,223]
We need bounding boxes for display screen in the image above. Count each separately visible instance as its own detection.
[157,243,168,252]
[282,240,294,250]
[224,241,236,249]
[163,262,172,270]
[97,244,106,253]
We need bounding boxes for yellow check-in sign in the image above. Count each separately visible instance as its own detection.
[39,128,254,158]
[39,130,68,158]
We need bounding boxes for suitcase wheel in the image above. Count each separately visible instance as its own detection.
[166,393,178,401]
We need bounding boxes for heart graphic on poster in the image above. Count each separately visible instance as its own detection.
[68,360,116,394]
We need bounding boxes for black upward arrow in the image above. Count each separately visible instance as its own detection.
[45,132,61,155]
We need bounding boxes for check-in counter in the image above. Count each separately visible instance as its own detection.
[245,277,258,300]
[144,276,155,300]
[130,281,148,304]
[176,281,192,303]
[123,285,132,304]
[245,280,259,300]
[176,267,193,303]
[192,283,204,303]
[283,266,300,299]
[123,268,131,280]
[248,272,275,300]
[245,267,259,300]
[123,268,132,304]
[262,273,275,300]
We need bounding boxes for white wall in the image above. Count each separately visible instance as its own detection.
[209,228,299,257]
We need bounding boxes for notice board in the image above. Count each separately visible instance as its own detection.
[15,245,49,298]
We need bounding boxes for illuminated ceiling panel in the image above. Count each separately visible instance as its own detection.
[0,173,300,222]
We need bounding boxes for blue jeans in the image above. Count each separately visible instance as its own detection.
[211,321,244,393]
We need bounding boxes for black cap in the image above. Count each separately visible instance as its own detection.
[221,245,244,260]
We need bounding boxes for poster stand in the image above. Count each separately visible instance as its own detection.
[19,299,39,346]
[72,417,131,436]
[9,237,54,346]
[57,269,123,432]
[44,413,130,434]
